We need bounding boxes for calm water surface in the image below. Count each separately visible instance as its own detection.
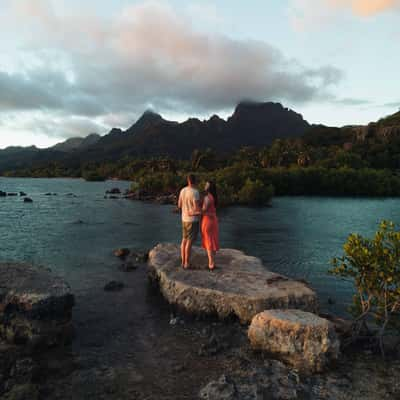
[1,177,400,316]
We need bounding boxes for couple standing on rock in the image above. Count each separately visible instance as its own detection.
[178,174,219,270]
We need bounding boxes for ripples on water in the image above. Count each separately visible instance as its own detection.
[1,177,400,316]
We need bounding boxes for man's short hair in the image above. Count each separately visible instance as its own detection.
[187,174,196,184]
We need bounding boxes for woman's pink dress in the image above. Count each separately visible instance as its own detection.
[201,194,219,251]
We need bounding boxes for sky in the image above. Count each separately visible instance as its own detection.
[0,0,399,148]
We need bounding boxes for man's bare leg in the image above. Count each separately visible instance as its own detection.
[184,239,193,268]
[181,238,187,267]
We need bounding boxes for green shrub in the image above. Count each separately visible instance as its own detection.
[137,172,184,194]
[238,178,274,206]
[82,171,106,181]
[330,220,400,354]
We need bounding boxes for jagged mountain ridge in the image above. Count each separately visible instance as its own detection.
[86,101,310,159]
[51,133,101,153]
[1,101,400,173]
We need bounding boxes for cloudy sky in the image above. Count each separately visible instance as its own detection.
[0,0,399,148]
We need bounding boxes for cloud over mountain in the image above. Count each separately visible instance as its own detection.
[0,0,343,140]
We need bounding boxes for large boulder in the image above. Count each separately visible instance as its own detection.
[248,309,340,373]
[0,263,74,348]
[148,243,318,323]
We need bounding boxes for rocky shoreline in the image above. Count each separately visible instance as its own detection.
[1,248,400,399]
[0,263,74,399]
[103,187,177,205]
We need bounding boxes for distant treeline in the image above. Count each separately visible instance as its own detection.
[4,129,400,203]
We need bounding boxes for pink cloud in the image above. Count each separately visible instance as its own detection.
[329,0,400,16]
[289,0,400,30]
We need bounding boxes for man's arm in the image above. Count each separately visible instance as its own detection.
[190,192,202,216]
[177,190,182,209]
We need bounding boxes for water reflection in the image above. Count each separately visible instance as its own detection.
[2,178,400,316]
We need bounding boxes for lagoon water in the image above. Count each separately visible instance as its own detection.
[1,177,400,316]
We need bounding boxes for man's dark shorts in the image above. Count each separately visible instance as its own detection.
[182,221,199,241]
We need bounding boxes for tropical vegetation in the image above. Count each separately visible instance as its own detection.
[331,220,400,355]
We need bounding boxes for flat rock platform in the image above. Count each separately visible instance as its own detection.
[148,243,318,323]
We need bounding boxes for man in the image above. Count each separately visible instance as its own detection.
[178,174,201,269]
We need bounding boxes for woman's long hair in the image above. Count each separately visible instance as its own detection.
[206,181,218,207]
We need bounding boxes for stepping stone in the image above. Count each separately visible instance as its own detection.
[248,309,340,373]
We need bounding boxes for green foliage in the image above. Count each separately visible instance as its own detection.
[262,166,400,196]
[5,126,400,199]
[377,111,400,127]
[238,179,274,206]
[82,171,106,181]
[330,221,400,353]
[135,172,184,195]
[191,148,218,171]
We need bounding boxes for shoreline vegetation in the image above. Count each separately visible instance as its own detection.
[2,105,400,205]
[3,144,400,206]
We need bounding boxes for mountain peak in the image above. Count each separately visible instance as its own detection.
[125,110,165,134]
[232,101,285,116]
[229,101,308,127]
[138,109,163,123]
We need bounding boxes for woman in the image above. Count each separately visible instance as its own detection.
[201,181,219,270]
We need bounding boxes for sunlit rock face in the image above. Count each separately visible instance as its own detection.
[147,243,318,323]
[248,309,340,373]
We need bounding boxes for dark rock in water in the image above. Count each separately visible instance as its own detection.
[119,262,138,272]
[106,188,121,195]
[7,193,18,197]
[116,249,148,272]
[0,263,75,348]
[123,193,136,200]
[114,248,130,259]
[0,191,6,197]
[104,281,124,292]
[129,250,149,263]
[114,248,148,262]
[66,193,77,197]
[108,196,119,199]
[19,192,27,197]
[23,198,33,203]
[155,194,176,205]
